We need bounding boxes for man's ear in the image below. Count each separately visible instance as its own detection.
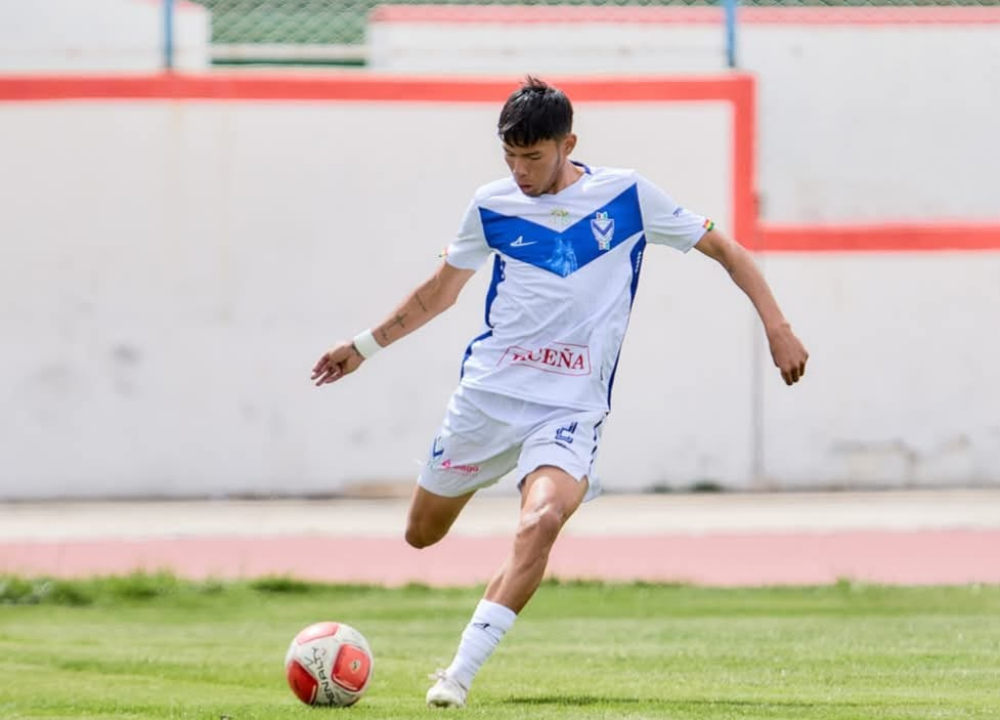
[563,133,578,156]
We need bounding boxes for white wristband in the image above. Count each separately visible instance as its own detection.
[352,329,382,360]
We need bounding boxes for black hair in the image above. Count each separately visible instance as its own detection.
[497,76,573,147]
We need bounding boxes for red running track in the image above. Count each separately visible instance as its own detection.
[2,530,998,586]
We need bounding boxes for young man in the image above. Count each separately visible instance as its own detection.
[311,77,808,708]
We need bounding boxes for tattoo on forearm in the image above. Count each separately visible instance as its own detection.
[377,301,422,346]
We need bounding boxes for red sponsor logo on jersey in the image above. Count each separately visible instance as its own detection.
[441,459,480,474]
[498,343,592,376]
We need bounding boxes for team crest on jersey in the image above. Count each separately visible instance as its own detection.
[551,208,571,226]
[591,211,615,251]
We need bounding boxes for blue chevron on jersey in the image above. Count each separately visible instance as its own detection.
[478,184,644,277]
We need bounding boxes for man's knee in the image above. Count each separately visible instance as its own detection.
[405,486,472,549]
[515,503,564,547]
[405,521,446,549]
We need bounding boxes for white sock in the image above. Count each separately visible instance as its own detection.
[444,599,517,689]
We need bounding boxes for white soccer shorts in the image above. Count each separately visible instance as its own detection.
[417,386,606,501]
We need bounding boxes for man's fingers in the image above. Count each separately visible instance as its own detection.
[771,331,807,386]
[312,352,334,376]
[311,354,334,385]
[312,349,347,380]
[311,363,330,381]
[785,356,808,384]
[311,343,364,387]
[315,367,340,386]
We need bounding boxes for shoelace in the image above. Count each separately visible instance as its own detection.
[428,668,449,682]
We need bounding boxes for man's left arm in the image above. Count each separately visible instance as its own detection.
[695,228,809,386]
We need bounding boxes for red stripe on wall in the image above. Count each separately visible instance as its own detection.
[737,6,1000,25]
[369,5,724,24]
[0,75,512,102]
[370,4,1000,25]
[0,74,752,104]
[731,77,756,253]
[134,0,204,12]
[758,223,1000,252]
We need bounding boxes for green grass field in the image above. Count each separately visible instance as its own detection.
[1,575,998,719]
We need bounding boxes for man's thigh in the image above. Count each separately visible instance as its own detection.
[515,410,606,502]
[405,484,475,546]
[417,388,521,499]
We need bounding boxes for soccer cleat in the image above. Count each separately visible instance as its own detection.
[425,669,468,709]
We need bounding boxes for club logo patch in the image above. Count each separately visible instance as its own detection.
[591,211,614,251]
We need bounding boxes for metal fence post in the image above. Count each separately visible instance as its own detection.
[724,0,738,69]
[164,0,176,71]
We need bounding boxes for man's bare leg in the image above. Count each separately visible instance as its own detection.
[483,466,587,611]
[428,466,587,707]
[405,485,475,549]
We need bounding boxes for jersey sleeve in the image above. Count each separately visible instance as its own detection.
[636,175,714,253]
[443,198,492,271]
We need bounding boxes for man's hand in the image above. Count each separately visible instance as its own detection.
[311,341,364,387]
[767,323,809,386]
[309,262,474,389]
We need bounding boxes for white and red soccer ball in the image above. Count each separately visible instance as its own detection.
[285,621,374,707]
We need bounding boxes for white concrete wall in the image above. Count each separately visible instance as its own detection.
[0,0,210,72]
[369,9,1000,223]
[746,25,1000,223]
[369,15,722,76]
[757,253,1000,490]
[0,98,767,500]
[2,97,997,499]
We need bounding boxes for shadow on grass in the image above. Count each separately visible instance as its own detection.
[508,696,883,710]
[507,695,641,706]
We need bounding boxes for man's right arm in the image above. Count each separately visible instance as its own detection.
[311,260,476,387]
[371,261,475,349]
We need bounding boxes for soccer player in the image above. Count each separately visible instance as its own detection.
[311,77,808,708]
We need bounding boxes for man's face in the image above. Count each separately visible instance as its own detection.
[503,136,572,197]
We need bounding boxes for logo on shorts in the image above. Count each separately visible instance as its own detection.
[441,459,480,474]
[555,422,578,444]
[498,343,591,376]
[431,436,445,460]
[591,211,614,251]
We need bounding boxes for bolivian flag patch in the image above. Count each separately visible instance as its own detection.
[703,218,715,232]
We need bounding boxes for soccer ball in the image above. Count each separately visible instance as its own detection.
[284,621,374,707]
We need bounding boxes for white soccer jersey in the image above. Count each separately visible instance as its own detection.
[445,163,712,412]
